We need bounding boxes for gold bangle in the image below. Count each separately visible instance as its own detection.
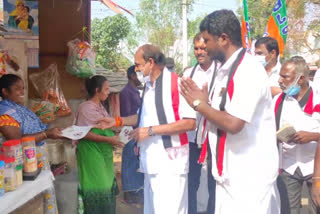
[314,180,320,188]
[312,177,320,180]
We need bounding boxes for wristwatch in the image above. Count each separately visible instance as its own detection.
[192,99,201,110]
[148,126,155,136]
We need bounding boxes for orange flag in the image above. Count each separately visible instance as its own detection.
[241,0,251,52]
[263,0,288,56]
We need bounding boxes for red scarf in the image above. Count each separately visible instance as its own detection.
[198,49,246,176]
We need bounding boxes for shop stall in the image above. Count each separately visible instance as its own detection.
[0,0,93,213]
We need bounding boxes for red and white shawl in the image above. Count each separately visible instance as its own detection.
[196,48,247,181]
[154,69,189,149]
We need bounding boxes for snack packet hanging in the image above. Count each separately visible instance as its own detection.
[30,64,72,118]
[66,39,96,78]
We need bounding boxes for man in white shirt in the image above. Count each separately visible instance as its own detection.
[255,37,282,97]
[183,32,217,214]
[101,44,196,214]
[180,10,280,214]
[275,56,320,214]
[311,68,320,102]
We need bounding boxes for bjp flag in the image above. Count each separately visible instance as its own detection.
[241,0,251,52]
[264,0,288,56]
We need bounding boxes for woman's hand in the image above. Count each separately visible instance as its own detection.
[45,128,63,139]
[96,117,116,129]
[109,136,125,148]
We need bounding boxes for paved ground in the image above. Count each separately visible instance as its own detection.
[55,148,143,214]
[55,170,312,214]
[116,192,143,214]
[54,147,312,214]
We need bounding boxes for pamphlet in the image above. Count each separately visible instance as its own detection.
[119,126,133,144]
[276,124,296,143]
[62,125,93,140]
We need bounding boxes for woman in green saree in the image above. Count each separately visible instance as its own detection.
[75,75,124,214]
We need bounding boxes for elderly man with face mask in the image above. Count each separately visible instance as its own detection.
[98,44,196,214]
[274,56,320,214]
[255,37,282,97]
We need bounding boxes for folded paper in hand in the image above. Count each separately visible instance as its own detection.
[62,125,93,140]
[119,126,133,144]
[276,124,296,143]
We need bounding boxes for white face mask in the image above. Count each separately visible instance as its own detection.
[136,71,150,84]
[256,55,267,67]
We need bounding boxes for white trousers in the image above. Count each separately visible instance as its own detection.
[144,173,188,214]
[215,181,280,214]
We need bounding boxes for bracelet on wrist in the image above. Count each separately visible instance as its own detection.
[42,131,47,139]
[115,116,123,127]
[314,180,320,188]
[312,176,320,180]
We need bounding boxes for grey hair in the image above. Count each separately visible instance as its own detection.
[285,56,310,80]
[139,44,166,66]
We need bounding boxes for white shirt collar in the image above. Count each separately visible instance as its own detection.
[218,48,243,75]
[270,61,282,75]
[196,61,216,73]
[145,67,170,89]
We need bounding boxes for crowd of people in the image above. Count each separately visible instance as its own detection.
[1,8,320,214]
[111,9,320,214]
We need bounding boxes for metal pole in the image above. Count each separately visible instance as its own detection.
[182,0,188,69]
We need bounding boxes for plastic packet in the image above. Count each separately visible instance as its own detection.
[30,64,72,118]
[66,39,96,78]
[119,126,133,144]
[31,101,59,123]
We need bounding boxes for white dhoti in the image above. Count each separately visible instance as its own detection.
[214,181,280,214]
[144,173,188,214]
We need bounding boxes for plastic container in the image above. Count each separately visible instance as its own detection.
[2,139,23,166]
[44,186,58,214]
[36,142,50,170]
[16,165,23,186]
[0,133,4,147]
[3,156,17,192]
[0,160,5,196]
[22,137,38,174]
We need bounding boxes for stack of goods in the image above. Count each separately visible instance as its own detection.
[30,101,58,124]
[0,136,46,197]
[30,64,72,123]
[66,38,96,78]
[0,137,59,213]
